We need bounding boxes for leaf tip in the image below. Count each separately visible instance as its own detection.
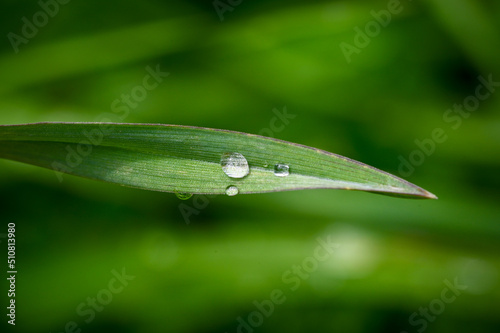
[422,190,438,200]
[405,186,438,200]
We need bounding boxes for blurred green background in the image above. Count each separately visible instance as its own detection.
[1,0,499,332]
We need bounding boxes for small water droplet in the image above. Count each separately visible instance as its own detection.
[221,152,250,178]
[175,192,193,200]
[274,163,290,177]
[225,185,239,196]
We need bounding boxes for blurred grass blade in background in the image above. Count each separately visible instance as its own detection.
[0,122,436,199]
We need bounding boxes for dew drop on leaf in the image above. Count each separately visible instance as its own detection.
[225,185,239,196]
[221,152,250,178]
[274,163,290,177]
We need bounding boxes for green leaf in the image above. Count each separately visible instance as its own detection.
[0,122,436,199]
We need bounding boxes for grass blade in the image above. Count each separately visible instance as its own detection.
[0,122,436,199]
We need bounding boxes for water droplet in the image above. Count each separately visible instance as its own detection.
[221,152,250,178]
[175,192,193,200]
[225,185,239,196]
[274,163,290,177]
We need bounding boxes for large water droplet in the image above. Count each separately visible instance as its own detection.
[221,152,250,178]
[225,185,239,196]
[274,163,290,177]
[175,192,193,200]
